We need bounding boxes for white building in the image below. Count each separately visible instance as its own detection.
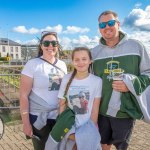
[0,38,22,60]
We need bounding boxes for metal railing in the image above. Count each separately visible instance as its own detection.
[0,65,21,109]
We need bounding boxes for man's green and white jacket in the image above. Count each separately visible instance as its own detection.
[91,32,150,123]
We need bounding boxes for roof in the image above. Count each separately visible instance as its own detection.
[0,38,21,46]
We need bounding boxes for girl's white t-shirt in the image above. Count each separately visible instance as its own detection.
[21,57,67,119]
[58,73,102,127]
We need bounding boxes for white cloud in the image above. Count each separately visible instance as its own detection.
[91,36,99,44]
[28,28,39,34]
[13,26,39,34]
[15,39,22,44]
[15,38,38,45]
[12,24,90,35]
[127,30,150,54]
[72,35,91,44]
[134,3,142,8]
[123,5,150,31]
[19,35,98,50]
[41,24,63,34]
[60,35,99,50]
[60,37,72,50]
[13,24,63,34]
[122,5,150,53]
[13,26,28,33]
[63,26,90,34]
[25,39,38,45]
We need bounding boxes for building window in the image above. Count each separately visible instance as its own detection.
[16,54,19,59]
[11,47,13,52]
[15,47,18,52]
[11,54,13,58]
[2,46,5,52]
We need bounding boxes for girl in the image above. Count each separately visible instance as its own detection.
[45,47,102,150]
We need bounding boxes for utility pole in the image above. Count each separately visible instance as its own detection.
[7,31,10,65]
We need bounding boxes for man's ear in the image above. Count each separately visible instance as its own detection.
[117,21,120,29]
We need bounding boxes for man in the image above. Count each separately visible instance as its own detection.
[91,10,150,150]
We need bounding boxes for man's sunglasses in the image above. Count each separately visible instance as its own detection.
[41,40,58,47]
[99,20,117,29]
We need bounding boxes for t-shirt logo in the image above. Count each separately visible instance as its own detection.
[104,60,124,80]
[48,68,62,91]
[68,86,89,114]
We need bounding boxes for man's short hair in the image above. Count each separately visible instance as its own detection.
[98,10,118,22]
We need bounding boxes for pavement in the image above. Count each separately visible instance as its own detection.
[0,120,150,150]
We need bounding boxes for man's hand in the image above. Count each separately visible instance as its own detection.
[112,80,129,92]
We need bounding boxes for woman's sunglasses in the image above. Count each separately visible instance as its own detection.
[41,31,57,37]
[99,20,117,29]
[41,40,58,47]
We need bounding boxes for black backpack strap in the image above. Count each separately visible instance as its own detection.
[39,58,66,74]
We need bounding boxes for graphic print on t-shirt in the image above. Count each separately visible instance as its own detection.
[48,68,62,91]
[68,86,89,114]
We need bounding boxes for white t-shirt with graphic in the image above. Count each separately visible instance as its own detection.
[58,73,102,127]
[21,57,67,119]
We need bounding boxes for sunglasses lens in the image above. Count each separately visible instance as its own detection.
[51,41,58,47]
[42,41,58,47]
[42,41,50,47]
[108,20,116,27]
[99,20,116,29]
[99,22,106,29]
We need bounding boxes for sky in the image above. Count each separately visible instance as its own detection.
[0,0,150,51]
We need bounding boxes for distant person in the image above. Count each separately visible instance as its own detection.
[20,31,67,150]
[45,47,102,150]
[91,10,150,150]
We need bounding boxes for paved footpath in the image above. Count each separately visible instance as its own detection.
[0,120,150,150]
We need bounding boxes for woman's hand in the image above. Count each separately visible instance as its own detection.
[20,75,33,137]
[23,121,33,137]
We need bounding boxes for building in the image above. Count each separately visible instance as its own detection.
[0,38,22,60]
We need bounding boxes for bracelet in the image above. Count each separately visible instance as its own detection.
[21,111,29,115]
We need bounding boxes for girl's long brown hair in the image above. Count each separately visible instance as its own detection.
[64,47,92,97]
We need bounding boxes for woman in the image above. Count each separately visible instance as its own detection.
[20,31,67,150]
[45,47,102,150]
